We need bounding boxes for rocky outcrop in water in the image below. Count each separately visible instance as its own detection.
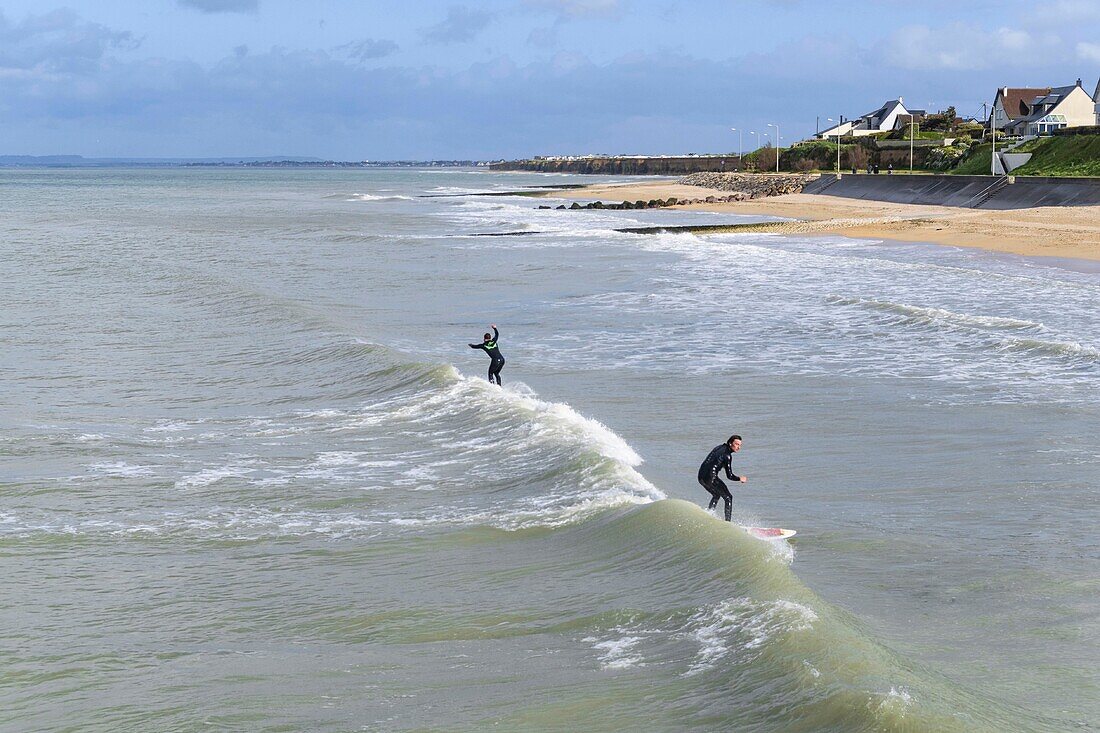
[538,194,755,211]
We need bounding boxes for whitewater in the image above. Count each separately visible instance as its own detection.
[1,167,1097,731]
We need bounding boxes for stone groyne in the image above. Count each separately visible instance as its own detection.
[536,173,822,211]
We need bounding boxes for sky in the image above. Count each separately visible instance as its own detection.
[1,0,1098,159]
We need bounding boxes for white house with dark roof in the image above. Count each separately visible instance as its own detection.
[816,98,923,139]
[1094,77,1100,124]
[1000,79,1096,135]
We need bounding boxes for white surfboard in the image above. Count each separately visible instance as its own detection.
[740,526,797,541]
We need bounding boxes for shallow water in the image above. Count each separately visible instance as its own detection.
[1,168,1097,731]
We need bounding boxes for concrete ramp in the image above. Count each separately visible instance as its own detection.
[802,174,1100,209]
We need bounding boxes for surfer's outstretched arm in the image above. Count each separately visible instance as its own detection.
[469,343,484,350]
[491,325,499,341]
[724,455,746,483]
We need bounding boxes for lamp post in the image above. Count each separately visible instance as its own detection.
[767,123,780,172]
[990,106,1001,175]
[827,117,842,174]
[910,117,917,173]
[730,128,742,170]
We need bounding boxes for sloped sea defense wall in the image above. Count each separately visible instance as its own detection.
[801,174,1100,209]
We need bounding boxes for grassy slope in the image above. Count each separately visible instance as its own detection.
[950,143,993,175]
[1011,136,1100,176]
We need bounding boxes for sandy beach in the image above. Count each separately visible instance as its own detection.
[558,180,1100,261]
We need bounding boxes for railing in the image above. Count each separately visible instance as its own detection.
[961,175,1010,209]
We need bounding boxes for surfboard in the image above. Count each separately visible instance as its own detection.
[741,526,797,541]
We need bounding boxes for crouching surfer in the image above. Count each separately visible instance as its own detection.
[469,324,505,385]
[697,434,747,522]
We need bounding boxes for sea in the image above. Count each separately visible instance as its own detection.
[1,167,1097,732]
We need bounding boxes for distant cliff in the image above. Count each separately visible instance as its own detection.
[490,156,742,175]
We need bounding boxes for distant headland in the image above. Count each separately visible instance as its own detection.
[0,155,487,169]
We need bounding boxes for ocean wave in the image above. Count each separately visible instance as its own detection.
[583,633,647,670]
[684,597,818,676]
[0,506,384,541]
[556,500,1020,731]
[341,193,413,202]
[997,336,1100,362]
[826,295,1046,333]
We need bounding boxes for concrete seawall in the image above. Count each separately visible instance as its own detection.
[802,174,1100,209]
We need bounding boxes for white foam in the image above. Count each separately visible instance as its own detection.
[827,296,1046,333]
[345,193,413,202]
[0,507,386,541]
[87,461,156,478]
[176,465,253,489]
[584,634,645,670]
[876,686,914,716]
[684,598,818,676]
[494,380,644,468]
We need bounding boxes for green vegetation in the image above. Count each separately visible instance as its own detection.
[1011,136,1100,176]
[925,142,970,171]
[950,143,993,175]
[886,128,944,141]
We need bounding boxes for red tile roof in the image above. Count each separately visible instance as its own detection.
[997,88,1051,119]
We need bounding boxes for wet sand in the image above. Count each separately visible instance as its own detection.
[556,181,1100,261]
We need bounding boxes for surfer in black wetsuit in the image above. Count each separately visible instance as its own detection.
[697,435,747,522]
[469,324,505,385]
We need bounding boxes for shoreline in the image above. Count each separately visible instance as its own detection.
[546,180,1100,261]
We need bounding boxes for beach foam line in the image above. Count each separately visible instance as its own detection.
[457,215,935,239]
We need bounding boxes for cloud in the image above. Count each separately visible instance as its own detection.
[420,5,492,44]
[0,8,139,73]
[1030,0,1100,24]
[1078,41,1100,63]
[885,23,1050,70]
[177,0,259,13]
[525,0,621,17]
[0,7,1092,159]
[527,25,558,48]
[334,38,399,61]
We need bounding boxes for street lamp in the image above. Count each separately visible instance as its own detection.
[767,123,780,172]
[827,117,842,175]
[990,106,1002,175]
[730,128,742,169]
[910,116,917,173]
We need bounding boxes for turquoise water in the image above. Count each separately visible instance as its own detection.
[1,168,1097,731]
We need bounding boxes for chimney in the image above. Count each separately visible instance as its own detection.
[1077,78,1083,87]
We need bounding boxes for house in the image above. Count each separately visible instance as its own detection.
[1095,77,1100,124]
[990,87,1050,130]
[893,113,926,132]
[995,80,1096,135]
[816,98,924,139]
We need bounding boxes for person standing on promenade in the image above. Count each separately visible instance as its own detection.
[469,325,505,385]
[697,435,747,522]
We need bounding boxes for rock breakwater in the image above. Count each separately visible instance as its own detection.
[679,172,819,197]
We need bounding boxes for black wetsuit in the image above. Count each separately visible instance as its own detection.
[469,327,505,385]
[697,443,741,522]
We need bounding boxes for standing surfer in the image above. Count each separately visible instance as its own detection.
[469,324,505,385]
[697,435,746,522]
